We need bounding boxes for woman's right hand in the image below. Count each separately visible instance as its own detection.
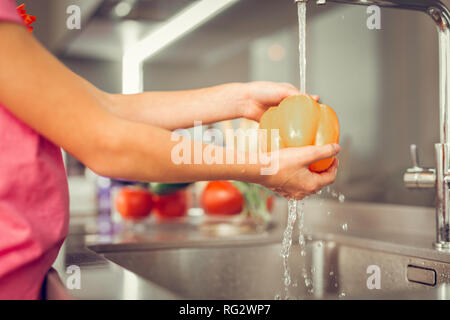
[256,144,340,200]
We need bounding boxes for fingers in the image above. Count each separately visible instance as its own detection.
[300,159,338,196]
[265,152,339,200]
[279,82,301,96]
[279,83,319,102]
[250,81,321,108]
[313,158,339,187]
[309,94,320,102]
[272,83,299,104]
[251,82,299,106]
[301,144,340,165]
[266,145,339,200]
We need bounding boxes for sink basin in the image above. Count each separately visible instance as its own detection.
[83,200,450,299]
[89,236,450,299]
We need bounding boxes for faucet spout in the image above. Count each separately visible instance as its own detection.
[298,0,450,248]
[297,0,450,29]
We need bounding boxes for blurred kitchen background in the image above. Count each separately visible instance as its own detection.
[21,0,440,210]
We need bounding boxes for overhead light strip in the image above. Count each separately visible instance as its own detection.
[122,0,240,93]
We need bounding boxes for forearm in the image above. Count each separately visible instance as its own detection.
[106,84,246,130]
[95,116,263,183]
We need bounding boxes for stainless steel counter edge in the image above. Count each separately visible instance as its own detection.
[49,199,450,299]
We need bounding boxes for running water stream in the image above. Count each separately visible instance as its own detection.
[298,1,306,94]
[280,2,347,299]
[280,1,308,299]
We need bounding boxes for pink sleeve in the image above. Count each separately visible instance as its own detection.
[0,0,23,24]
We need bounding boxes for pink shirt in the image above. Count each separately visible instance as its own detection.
[0,1,69,299]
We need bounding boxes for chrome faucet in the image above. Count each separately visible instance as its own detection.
[295,0,450,248]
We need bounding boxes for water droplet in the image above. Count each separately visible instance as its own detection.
[341,223,348,232]
[300,250,306,256]
[316,241,323,248]
[338,194,345,203]
[305,278,312,287]
[339,292,346,298]
[284,276,291,286]
[329,271,334,276]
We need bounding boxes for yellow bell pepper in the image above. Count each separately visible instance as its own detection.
[259,95,339,172]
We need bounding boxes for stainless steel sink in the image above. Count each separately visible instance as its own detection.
[84,200,450,299]
[88,236,450,299]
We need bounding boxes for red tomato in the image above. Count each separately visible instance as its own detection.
[202,181,244,215]
[153,190,188,219]
[266,196,274,213]
[115,187,153,220]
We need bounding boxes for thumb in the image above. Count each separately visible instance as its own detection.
[300,144,340,165]
[252,82,299,106]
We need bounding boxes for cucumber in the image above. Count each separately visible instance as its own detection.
[150,182,191,195]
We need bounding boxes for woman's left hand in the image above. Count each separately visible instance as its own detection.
[99,81,313,130]
[237,81,299,121]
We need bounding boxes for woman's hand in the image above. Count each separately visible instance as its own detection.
[255,144,340,200]
[236,81,319,121]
